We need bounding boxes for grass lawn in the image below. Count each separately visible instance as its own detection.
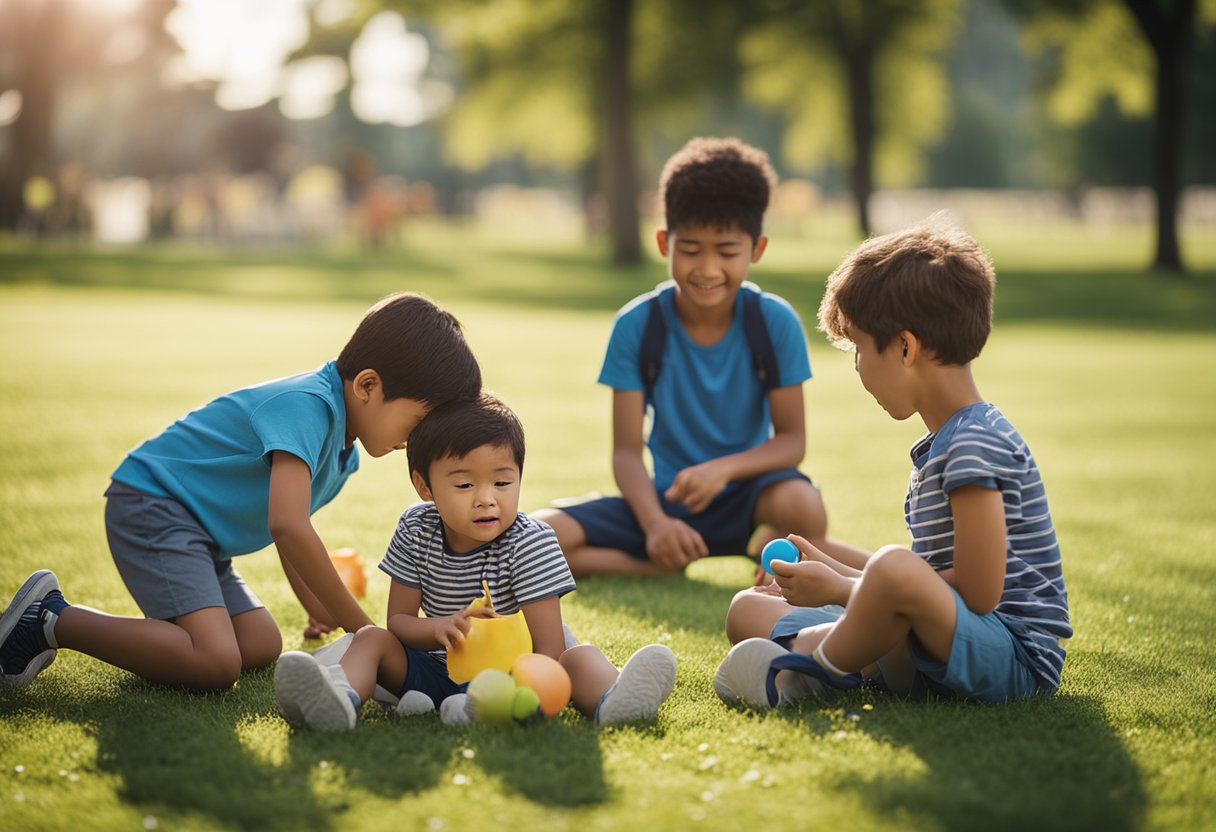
[1,219,1214,831]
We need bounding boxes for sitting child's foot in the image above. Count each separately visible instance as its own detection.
[714,637,861,710]
[396,690,436,717]
[274,651,359,731]
[595,643,677,725]
[1,570,68,687]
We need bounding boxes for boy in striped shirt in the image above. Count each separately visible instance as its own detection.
[274,393,676,730]
[713,219,1071,707]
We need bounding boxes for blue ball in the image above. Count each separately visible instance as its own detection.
[761,538,800,573]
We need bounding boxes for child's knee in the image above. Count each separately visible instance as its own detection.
[757,479,826,535]
[863,546,926,594]
[724,589,770,643]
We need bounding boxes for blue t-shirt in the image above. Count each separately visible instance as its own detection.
[598,281,812,492]
[111,361,358,558]
[905,402,1071,693]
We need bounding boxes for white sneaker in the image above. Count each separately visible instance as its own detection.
[595,644,677,725]
[396,690,436,717]
[274,651,358,731]
[312,632,400,708]
[713,638,789,709]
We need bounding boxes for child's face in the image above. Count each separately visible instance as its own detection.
[848,325,916,421]
[657,224,768,314]
[346,385,429,460]
[412,443,522,554]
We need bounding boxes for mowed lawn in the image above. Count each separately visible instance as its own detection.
[1,221,1214,831]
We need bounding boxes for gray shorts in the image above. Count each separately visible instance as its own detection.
[104,481,264,621]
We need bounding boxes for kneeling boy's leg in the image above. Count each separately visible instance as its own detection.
[231,608,282,671]
[539,500,682,577]
[818,546,957,676]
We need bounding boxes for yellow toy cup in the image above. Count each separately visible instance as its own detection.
[447,611,532,684]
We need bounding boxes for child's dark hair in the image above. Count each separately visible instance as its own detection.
[336,292,481,405]
[818,218,995,365]
[658,137,777,241]
[407,392,525,487]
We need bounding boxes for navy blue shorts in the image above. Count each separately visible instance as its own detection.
[558,469,811,560]
[401,647,468,705]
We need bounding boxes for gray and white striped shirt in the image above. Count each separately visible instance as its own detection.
[906,403,1071,693]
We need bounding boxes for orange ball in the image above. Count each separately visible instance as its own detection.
[510,653,572,718]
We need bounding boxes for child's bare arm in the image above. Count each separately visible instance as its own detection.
[384,581,487,651]
[947,485,1008,614]
[520,596,566,660]
[268,451,373,632]
[612,389,707,566]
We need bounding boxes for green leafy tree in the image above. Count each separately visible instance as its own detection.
[740,0,963,237]
[1015,0,1216,274]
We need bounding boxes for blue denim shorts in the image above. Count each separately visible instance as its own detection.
[558,469,812,559]
[770,589,1041,702]
[104,481,264,620]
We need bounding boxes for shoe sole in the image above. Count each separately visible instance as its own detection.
[597,644,677,725]
[712,638,788,709]
[0,570,59,687]
[274,651,356,731]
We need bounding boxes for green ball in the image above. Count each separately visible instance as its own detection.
[467,669,516,723]
[512,686,542,722]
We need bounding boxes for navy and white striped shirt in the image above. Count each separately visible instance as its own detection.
[906,403,1071,693]
[380,502,576,622]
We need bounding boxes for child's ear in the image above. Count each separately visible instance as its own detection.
[411,469,433,501]
[353,369,382,403]
[655,229,669,257]
[899,331,921,365]
[750,235,769,263]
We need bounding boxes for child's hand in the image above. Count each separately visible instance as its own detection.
[432,607,495,651]
[303,615,337,640]
[664,461,729,514]
[645,516,708,569]
[770,559,850,607]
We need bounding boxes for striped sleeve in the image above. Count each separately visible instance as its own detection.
[502,515,576,609]
[378,503,432,588]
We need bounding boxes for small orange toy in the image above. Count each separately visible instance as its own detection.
[329,548,366,598]
[511,653,572,718]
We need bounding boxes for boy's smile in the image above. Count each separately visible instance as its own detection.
[657,224,768,318]
[413,443,522,554]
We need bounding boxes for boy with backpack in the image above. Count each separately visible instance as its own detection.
[535,138,865,577]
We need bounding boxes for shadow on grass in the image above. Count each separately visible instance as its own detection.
[570,571,742,637]
[774,691,1144,831]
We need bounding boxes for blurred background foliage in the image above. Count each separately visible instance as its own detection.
[0,0,1213,270]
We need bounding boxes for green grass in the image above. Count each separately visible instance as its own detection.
[1,220,1215,831]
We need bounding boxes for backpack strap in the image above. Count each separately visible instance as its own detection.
[740,289,780,392]
[638,294,668,402]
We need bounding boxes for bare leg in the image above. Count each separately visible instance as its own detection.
[818,546,957,673]
[337,626,408,703]
[753,479,871,571]
[231,607,283,671]
[724,588,796,645]
[53,605,246,690]
[533,508,681,577]
[559,644,620,717]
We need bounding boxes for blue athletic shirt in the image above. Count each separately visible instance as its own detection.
[111,361,358,558]
[905,402,1071,693]
[597,281,812,492]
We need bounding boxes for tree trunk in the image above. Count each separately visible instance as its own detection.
[603,0,641,265]
[1125,0,1194,274]
[844,41,875,238]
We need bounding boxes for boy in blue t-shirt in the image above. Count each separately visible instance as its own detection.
[273,394,677,730]
[0,293,481,691]
[714,221,1072,707]
[536,137,865,578]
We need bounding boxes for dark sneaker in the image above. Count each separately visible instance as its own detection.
[0,570,60,687]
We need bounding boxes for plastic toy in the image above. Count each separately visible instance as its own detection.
[510,653,572,718]
[445,582,532,683]
[466,668,518,723]
[329,547,366,598]
[760,538,800,573]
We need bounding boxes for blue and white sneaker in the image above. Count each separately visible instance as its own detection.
[0,570,64,687]
[713,637,862,709]
[595,644,677,725]
[274,651,360,731]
